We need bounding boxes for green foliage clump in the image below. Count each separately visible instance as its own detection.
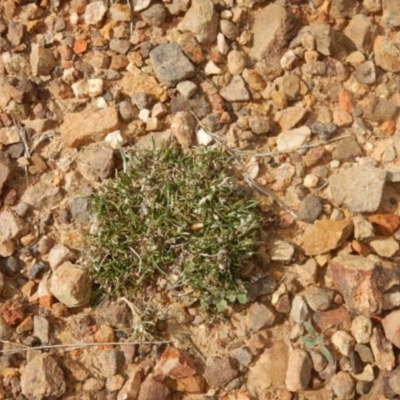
[90,145,262,312]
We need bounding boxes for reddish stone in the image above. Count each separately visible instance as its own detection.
[39,295,54,308]
[73,38,88,54]
[368,214,400,236]
[210,47,224,64]
[138,375,170,400]
[338,88,355,114]
[303,146,326,168]
[154,347,197,380]
[313,306,351,336]
[0,299,25,326]
[381,120,396,135]
[61,60,74,69]
[328,254,383,316]
[274,294,291,314]
[303,219,353,256]
[178,34,204,64]
[174,375,205,394]
[110,54,128,71]
[200,81,224,114]
[351,240,372,257]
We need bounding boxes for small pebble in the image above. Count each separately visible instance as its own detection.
[331,371,355,400]
[29,262,50,280]
[351,316,372,344]
[176,81,197,98]
[303,174,318,188]
[332,331,356,356]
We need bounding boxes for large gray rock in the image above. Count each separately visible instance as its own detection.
[177,0,218,45]
[329,165,386,213]
[21,354,66,398]
[150,43,196,87]
[250,4,299,64]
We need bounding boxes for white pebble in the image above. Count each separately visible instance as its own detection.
[217,33,229,55]
[62,68,75,84]
[351,316,372,344]
[330,160,340,168]
[204,60,223,75]
[70,12,79,25]
[331,330,355,356]
[221,10,233,20]
[71,80,88,98]
[196,128,213,146]
[87,78,103,97]
[303,174,318,188]
[280,50,297,70]
[104,130,126,149]
[176,81,197,98]
[96,97,108,109]
[139,109,151,122]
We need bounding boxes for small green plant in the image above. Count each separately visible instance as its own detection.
[302,320,335,363]
[89,145,262,313]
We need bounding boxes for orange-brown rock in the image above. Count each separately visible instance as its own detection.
[303,219,353,256]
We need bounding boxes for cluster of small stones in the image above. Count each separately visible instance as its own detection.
[1,0,400,399]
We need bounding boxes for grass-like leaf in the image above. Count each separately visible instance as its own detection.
[89,145,262,312]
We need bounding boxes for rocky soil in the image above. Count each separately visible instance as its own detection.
[1,0,400,399]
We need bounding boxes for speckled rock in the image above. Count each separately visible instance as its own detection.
[251,3,299,64]
[374,36,400,72]
[150,43,196,87]
[329,165,386,213]
[59,107,120,148]
[50,262,91,307]
[220,76,250,102]
[177,0,218,45]
[203,357,239,388]
[21,354,66,398]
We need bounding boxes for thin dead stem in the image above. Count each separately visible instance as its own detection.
[232,134,351,157]
[0,339,171,355]
[191,112,299,218]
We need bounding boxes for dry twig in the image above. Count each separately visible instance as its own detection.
[191,112,298,218]
[0,339,170,355]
